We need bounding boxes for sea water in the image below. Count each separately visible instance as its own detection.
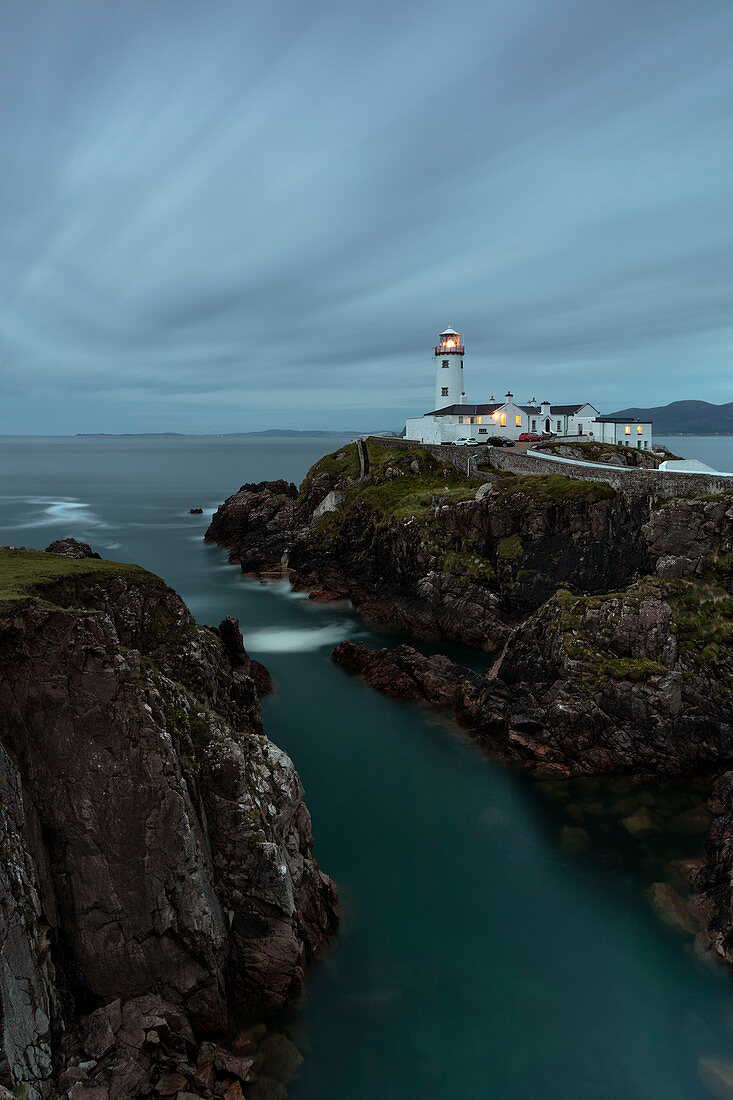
[1,433,733,1099]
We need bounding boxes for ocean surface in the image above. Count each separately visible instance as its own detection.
[2,432,733,1099]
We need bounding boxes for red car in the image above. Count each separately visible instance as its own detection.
[518,432,542,442]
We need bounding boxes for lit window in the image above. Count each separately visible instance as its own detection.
[500,414,506,427]
[637,425,643,435]
[441,387,449,396]
[625,425,631,435]
[515,415,522,427]
[442,360,449,368]
[477,416,482,424]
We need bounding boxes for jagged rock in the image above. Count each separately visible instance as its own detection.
[189,508,203,515]
[0,550,337,1097]
[0,744,55,1098]
[205,481,299,572]
[81,1008,116,1060]
[331,640,477,709]
[44,538,100,559]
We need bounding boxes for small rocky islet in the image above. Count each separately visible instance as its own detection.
[0,539,337,1099]
[204,437,733,981]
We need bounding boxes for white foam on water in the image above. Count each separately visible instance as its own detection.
[6,498,110,530]
[245,622,354,654]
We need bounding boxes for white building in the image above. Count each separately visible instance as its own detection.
[405,328,654,450]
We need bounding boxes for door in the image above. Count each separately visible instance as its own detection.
[544,418,550,433]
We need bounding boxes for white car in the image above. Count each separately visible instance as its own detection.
[453,437,475,446]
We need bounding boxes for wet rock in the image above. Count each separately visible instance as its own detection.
[622,808,659,836]
[559,825,591,855]
[205,480,299,572]
[668,805,713,836]
[189,508,203,514]
[648,882,699,934]
[256,1033,303,1082]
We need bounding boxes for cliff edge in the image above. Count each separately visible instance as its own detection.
[0,545,337,1099]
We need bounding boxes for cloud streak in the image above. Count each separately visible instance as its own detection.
[1,0,733,432]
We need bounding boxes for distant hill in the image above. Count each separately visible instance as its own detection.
[605,401,733,435]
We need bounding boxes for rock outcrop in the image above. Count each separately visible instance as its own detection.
[205,441,733,778]
[206,438,733,981]
[0,547,337,1098]
[205,480,299,574]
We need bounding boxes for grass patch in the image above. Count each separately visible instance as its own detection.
[441,550,496,582]
[665,580,733,658]
[0,548,154,606]
[300,442,360,491]
[349,476,481,521]
[497,533,524,560]
[498,474,616,503]
[601,657,666,681]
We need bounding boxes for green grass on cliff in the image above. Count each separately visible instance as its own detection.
[301,441,361,487]
[0,548,154,605]
[497,473,616,504]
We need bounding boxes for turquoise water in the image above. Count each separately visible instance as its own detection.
[2,433,733,1099]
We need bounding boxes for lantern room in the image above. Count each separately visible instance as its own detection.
[434,328,464,356]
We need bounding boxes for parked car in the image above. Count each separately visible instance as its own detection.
[518,432,542,442]
[487,435,515,447]
[453,437,476,446]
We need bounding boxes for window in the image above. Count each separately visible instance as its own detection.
[515,415,522,427]
[460,360,463,369]
[556,420,561,432]
[477,416,482,424]
[644,441,648,449]
[442,360,449,368]
[500,413,506,427]
[441,387,449,396]
[478,428,487,434]
[625,425,631,435]
[637,425,643,435]
[531,419,536,431]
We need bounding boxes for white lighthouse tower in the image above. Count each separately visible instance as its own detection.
[434,327,465,409]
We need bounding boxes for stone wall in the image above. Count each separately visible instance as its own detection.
[367,437,733,501]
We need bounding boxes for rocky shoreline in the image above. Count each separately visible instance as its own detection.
[0,539,337,1099]
[204,438,733,975]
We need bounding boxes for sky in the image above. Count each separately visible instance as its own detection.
[1,0,733,434]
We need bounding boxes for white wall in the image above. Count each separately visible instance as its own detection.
[434,353,464,410]
[591,420,654,449]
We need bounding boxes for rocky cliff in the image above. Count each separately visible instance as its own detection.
[0,543,337,1099]
[205,441,733,775]
[205,439,733,971]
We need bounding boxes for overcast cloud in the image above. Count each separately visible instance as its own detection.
[1,0,732,433]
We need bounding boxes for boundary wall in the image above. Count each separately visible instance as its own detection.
[367,436,733,501]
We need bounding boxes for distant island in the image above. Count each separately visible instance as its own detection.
[606,400,733,435]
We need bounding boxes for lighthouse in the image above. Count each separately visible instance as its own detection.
[434,327,465,410]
